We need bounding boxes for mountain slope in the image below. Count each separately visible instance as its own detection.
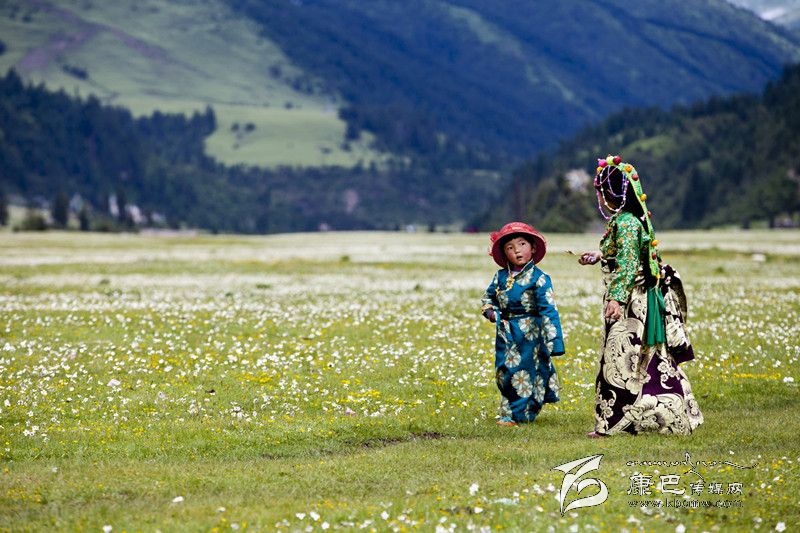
[2,0,798,167]
[0,71,502,233]
[0,0,381,167]
[475,64,800,232]
[228,0,800,156]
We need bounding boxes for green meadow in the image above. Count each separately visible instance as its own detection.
[0,230,798,532]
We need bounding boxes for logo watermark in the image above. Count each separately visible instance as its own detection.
[553,454,609,515]
[553,451,757,515]
[624,451,755,511]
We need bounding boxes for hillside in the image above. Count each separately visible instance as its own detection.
[0,71,501,233]
[227,0,800,157]
[0,0,381,167]
[1,0,798,167]
[475,64,800,232]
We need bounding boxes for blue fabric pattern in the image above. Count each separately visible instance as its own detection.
[481,262,565,423]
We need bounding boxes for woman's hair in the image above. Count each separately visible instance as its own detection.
[595,166,644,218]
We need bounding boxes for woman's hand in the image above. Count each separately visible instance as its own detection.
[579,251,602,265]
[483,309,496,323]
[604,300,622,321]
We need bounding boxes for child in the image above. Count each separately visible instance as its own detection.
[481,222,564,426]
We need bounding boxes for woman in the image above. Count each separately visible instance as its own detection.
[579,156,703,436]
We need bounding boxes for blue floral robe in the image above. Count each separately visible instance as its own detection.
[481,262,565,423]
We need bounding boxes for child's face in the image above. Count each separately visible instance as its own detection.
[503,236,534,268]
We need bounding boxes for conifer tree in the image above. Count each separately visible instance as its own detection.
[52,191,69,228]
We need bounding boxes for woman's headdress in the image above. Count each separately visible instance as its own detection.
[594,155,661,279]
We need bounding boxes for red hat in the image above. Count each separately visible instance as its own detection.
[488,222,547,267]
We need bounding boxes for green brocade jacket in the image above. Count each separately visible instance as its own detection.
[600,211,650,304]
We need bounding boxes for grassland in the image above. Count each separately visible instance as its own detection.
[0,0,381,167]
[0,229,799,532]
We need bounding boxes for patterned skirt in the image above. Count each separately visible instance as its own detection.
[594,264,704,435]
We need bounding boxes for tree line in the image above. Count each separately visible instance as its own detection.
[3,61,799,235]
[0,70,499,233]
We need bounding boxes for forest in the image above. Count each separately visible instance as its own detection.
[2,61,800,233]
[226,0,799,158]
[476,64,800,231]
[0,70,498,233]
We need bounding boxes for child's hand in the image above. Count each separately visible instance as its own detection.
[483,309,497,323]
[579,251,601,265]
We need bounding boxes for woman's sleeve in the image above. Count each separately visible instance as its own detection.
[481,273,499,311]
[536,274,565,356]
[607,215,642,304]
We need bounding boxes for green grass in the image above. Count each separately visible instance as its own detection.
[203,104,383,168]
[0,229,799,531]
[0,0,381,167]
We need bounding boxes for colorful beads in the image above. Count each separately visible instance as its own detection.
[647,210,652,217]
[640,193,647,201]
[596,166,603,174]
[631,173,639,181]
[598,159,608,168]
[605,155,614,165]
[652,239,659,247]
[651,252,658,259]
[624,164,633,173]
[613,156,622,165]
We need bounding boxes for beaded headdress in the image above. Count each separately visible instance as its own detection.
[594,154,661,280]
